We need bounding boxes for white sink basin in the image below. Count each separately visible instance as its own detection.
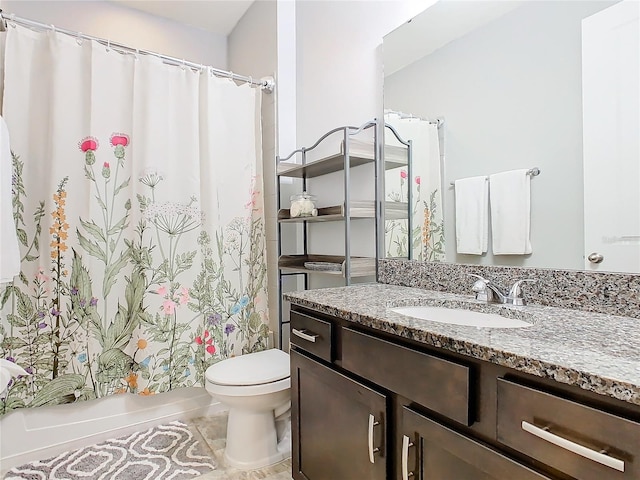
[391,306,532,329]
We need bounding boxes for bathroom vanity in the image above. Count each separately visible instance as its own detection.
[285,284,640,480]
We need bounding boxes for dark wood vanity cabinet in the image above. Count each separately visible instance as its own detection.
[289,306,640,480]
[291,350,388,480]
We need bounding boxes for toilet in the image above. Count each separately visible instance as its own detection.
[205,348,291,469]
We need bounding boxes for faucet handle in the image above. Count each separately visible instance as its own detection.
[467,274,491,301]
[508,279,535,305]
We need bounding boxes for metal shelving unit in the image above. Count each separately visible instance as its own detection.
[276,119,409,347]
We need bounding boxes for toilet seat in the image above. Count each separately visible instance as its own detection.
[205,349,291,396]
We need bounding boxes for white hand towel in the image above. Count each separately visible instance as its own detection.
[490,169,532,255]
[0,115,20,283]
[454,176,489,255]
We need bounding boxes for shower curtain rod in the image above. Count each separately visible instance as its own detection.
[384,109,443,127]
[0,11,275,93]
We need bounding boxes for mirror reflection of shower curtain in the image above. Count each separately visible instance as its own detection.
[384,113,445,261]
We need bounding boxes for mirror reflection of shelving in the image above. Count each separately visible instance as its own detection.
[275,120,410,347]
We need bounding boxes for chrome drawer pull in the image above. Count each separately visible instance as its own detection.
[291,328,319,343]
[401,435,415,479]
[368,414,380,464]
[521,421,625,472]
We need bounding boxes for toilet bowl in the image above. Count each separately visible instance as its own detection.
[205,348,291,470]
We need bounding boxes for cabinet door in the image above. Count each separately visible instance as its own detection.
[291,349,388,480]
[398,406,553,480]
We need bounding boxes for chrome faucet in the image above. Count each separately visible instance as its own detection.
[469,275,534,306]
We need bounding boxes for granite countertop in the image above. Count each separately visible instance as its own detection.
[284,283,640,406]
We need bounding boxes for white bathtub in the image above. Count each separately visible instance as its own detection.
[0,387,222,474]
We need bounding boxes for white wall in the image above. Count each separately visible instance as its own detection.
[294,0,430,146]
[0,0,227,68]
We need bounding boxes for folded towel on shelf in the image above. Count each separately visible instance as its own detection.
[489,169,532,255]
[0,115,20,283]
[454,175,488,255]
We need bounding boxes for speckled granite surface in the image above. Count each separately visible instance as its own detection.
[378,259,640,318]
[284,283,640,406]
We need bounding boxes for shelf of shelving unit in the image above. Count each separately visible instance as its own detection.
[277,201,408,223]
[277,152,407,179]
[278,255,376,277]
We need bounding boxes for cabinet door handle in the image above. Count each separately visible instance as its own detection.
[291,328,319,343]
[401,434,414,479]
[368,414,380,464]
[521,421,624,472]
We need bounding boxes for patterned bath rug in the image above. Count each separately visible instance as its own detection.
[4,420,216,480]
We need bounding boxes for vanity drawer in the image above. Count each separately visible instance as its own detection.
[497,378,640,480]
[290,311,333,362]
[341,327,472,426]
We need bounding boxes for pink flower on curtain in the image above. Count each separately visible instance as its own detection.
[162,299,176,315]
[79,137,99,152]
[110,134,129,147]
[178,286,190,305]
[400,170,407,179]
[415,176,421,185]
[102,162,111,179]
[110,133,130,160]
[156,285,167,297]
[195,330,216,355]
[79,136,99,165]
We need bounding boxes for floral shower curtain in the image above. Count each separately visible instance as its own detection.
[385,113,445,261]
[0,24,269,414]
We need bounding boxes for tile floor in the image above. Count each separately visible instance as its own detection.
[187,413,293,480]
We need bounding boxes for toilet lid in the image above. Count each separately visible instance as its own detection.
[206,349,290,386]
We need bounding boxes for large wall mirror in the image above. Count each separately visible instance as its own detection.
[382,0,639,273]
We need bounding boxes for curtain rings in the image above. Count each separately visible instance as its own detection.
[76,32,84,46]
[105,39,111,52]
[9,13,16,28]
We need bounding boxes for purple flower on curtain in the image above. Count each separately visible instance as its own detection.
[224,324,235,336]
[89,297,98,307]
[207,313,222,327]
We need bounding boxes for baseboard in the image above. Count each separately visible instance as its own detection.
[0,387,225,475]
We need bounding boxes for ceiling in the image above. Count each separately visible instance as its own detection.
[111,0,255,36]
